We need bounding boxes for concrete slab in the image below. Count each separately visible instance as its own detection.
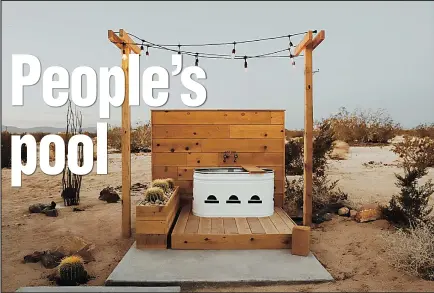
[106,242,334,286]
[16,286,181,292]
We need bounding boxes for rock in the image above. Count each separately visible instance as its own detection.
[73,207,84,212]
[55,236,95,263]
[355,204,382,223]
[99,187,120,203]
[75,243,96,263]
[29,201,56,214]
[40,251,65,269]
[29,203,46,213]
[23,251,43,263]
[323,213,333,221]
[43,208,58,217]
[350,210,358,218]
[338,207,350,216]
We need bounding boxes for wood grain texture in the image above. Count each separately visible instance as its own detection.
[171,206,293,249]
[152,110,273,125]
[150,110,286,207]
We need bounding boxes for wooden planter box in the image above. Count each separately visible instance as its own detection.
[135,186,180,249]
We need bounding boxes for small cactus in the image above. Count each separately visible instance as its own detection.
[151,179,170,193]
[165,178,175,190]
[144,187,166,204]
[57,255,87,285]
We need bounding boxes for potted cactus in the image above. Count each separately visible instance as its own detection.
[136,178,179,249]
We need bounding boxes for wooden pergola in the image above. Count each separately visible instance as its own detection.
[108,29,325,238]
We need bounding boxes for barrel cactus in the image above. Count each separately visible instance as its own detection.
[144,187,166,204]
[151,179,170,193]
[57,255,87,285]
[165,178,175,190]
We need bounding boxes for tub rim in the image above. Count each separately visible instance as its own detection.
[193,167,274,174]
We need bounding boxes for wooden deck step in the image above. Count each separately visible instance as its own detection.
[171,206,295,250]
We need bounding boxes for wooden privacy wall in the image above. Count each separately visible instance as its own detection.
[151,110,286,207]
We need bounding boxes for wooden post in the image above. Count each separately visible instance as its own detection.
[303,42,313,227]
[121,45,132,238]
[293,30,325,227]
[108,29,141,238]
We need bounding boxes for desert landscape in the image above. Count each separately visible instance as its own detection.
[2,133,434,291]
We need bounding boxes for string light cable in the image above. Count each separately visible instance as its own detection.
[114,30,317,69]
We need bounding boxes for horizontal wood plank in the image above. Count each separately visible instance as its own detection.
[153,139,202,153]
[186,153,219,166]
[153,125,230,139]
[152,110,272,125]
[270,111,285,124]
[200,139,283,153]
[241,165,266,173]
[152,166,178,180]
[218,152,283,167]
[153,153,187,166]
[229,125,285,139]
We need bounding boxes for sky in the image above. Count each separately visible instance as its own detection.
[2,1,434,130]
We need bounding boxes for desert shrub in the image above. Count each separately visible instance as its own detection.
[1,131,28,168]
[285,174,348,215]
[30,132,50,143]
[131,122,151,153]
[284,121,348,216]
[326,107,400,144]
[285,139,304,175]
[107,122,151,153]
[83,131,97,139]
[285,120,335,176]
[382,136,434,227]
[285,129,304,139]
[381,221,434,281]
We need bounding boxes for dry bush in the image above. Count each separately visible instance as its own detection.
[131,122,151,153]
[413,123,434,139]
[285,174,348,215]
[325,107,400,145]
[30,132,50,143]
[381,222,434,281]
[382,136,434,227]
[285,120,335,176]
[329,140,349,160]
[285,129,304,139]
[107,122,151,153]
[393,136,434,168]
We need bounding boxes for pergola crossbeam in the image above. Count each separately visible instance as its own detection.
[293,31,313,57]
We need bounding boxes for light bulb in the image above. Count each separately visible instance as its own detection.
[232,42,236,59]
[122,54,127,60]
[244,67,248,73]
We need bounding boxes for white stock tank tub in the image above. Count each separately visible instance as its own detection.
[192,167,275,218]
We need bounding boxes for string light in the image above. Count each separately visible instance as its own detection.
[112,30,311,66]
[231,42,236,59]
[244,56,248,72]
[195,53,199,66]
[288,35,294,48]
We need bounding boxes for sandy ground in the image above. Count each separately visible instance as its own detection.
[1,146,434,292]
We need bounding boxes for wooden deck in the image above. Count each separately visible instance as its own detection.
[171,206,296,249]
